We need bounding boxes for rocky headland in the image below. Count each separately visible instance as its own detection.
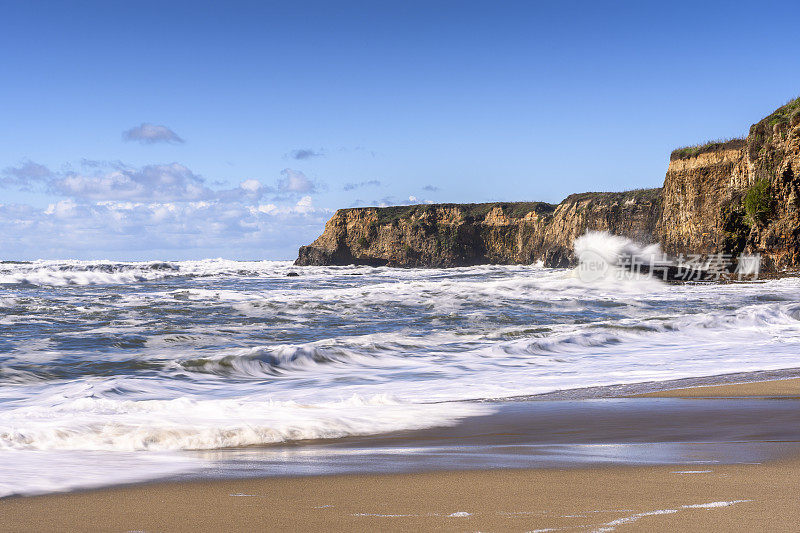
[296,97,800,272]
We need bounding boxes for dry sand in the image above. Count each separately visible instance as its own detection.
[635,377,800,398]
[2,378,799,532]
[2,461,798,532]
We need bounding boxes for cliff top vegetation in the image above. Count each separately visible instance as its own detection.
[756,96,800,129]
[670,138,747,161]
[562,188,661,204]
[340,202,558,225]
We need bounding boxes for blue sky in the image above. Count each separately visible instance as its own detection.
[1,0,799,260]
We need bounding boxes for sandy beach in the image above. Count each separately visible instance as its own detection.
[2,377,799,532]
[2,459,798,532]
[635,377,800,398]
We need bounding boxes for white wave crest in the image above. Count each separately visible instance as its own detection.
[573,231,668,285]
[175,344,372,377]
[575,231,664,266]
[0,450,199,498]
[0,259,298,286]
[0,393,491,452]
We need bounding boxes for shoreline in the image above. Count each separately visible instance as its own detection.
[485,366,800,401]
[633,377,800,398]
[3,377,800,531]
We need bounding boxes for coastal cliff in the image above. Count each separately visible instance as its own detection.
[296,190,661,268]
[297,97,800,271]
[297,202,555,267]
[658,98,800,271]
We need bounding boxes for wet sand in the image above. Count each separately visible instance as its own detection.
[174,396,800,479]
[3,378,800,532]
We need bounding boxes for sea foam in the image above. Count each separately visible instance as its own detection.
[2,238,800,495]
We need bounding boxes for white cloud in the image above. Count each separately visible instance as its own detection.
[239,179,262,192]
[278,168,317,194]
[365,195,432,208]
[343,179,381,191]
[51,163,211,202]
[251,196,316,216]
[288,148,324,160]
[252,203,278,215]
[3,160,324,206]
[122,123,184,144]
[44,199,79,217]
[294,195,314,214]
[1,161,53,189]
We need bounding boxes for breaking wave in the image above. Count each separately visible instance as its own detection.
[175,344,365,377]
[0,392,490,452]
[574,231,665,267]
[573,231,670,283]
[0,259,302,286]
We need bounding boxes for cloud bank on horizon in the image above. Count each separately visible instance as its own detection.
[0,156,333,260]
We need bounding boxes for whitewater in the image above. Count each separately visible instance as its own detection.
[2,233,800,496]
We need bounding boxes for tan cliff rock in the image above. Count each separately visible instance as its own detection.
[296,97,800,271]
[295,191,661,268]
[656,146,749,257]
[659,97,800,271]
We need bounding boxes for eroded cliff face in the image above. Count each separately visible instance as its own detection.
[296,203,553,267]
[538,189,661,266]
[658,98,800,271]
[297,97,800,272]
[296,191,661,268]
[657,147,748,257]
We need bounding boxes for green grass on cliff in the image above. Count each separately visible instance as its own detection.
[747,96,800,158]
[759,96,800,128]
[669,96,799,162]
[371,202,557,225]
[561,188,661,204]
[670,138,746,161]
[361,192,662,226]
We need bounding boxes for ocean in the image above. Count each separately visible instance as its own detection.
[2,234,800,497]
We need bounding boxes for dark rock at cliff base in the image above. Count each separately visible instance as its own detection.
[621,261,722,282]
